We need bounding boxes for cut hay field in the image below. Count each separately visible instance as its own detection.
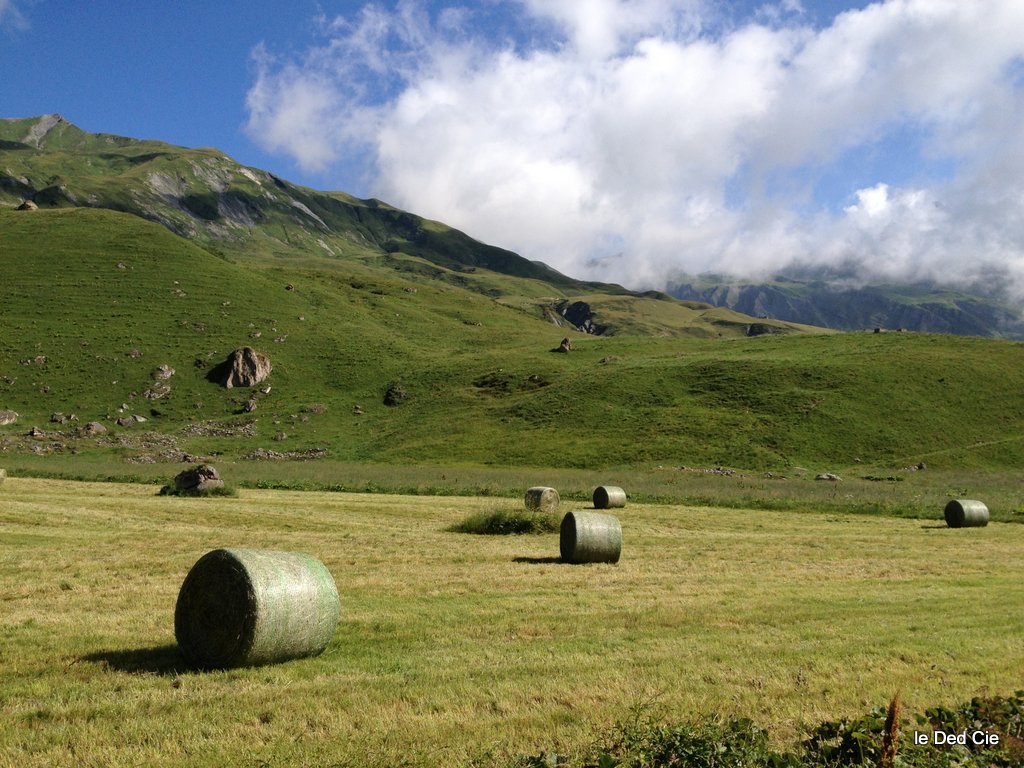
[2,478,1022,767]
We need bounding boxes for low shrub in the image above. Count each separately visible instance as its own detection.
[447,507,559,535]
[513,691,1024,768]
[157,484,238,497]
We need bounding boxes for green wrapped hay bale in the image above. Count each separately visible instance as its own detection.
[175,548,340,669]
[524,486,560,513]
[944,499,989,528]
[560,511,622,564]
[592,485,626,509]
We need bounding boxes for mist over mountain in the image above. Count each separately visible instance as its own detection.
[667,270,1024,339]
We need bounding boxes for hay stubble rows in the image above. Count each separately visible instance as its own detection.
[1,477,1023,766]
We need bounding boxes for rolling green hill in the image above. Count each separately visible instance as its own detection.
[2,116,1024,476]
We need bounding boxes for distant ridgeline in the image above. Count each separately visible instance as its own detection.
[668,276,1024,340]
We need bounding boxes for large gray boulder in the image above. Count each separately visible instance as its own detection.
[219,347,272,389]
[173,465,224,495]
[0,410,18,426]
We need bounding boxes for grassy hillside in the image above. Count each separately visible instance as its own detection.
[0,114,611,293]
[2,115,1024,477]
[2,207,1024,476]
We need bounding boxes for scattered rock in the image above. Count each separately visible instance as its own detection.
[285,283,295,291]
[243,447,327,461]
[677,466,739,477]
[34,355,47,365]
[82,421,107,436]
[27,426,45,438]
[172,464,224,495]
[599,356,621,365]
[260,386,272,395]
[352,405,363,415]
[116,262,128,270]
[50,412,67,424]
[16,200,38,211]
[152,364,175,381]
[0,410,19,426]
[143,381,171,400]
[301,403,327,414]
[554,337,573,353]
[383,382,408,407]
[180,420,257,438]
[243,398,258,413]
[272,432,287,441]
[214,347,272,389]
[129,348,143,359]
[815,473,842,482]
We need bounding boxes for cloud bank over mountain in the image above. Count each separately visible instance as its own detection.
[246,0,1024,295]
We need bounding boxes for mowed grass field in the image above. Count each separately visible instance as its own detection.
[1,477,1023,767]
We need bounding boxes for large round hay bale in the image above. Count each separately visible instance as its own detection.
[0,468,6,485]
[524,486,559,513]
[592,485,626,509]
[944,499,989,528]
[560,511,622,564]
[175,548,340,669]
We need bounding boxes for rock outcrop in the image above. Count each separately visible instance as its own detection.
[217,347,271,389]
[173,464,224,495]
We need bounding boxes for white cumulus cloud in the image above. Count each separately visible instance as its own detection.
[245,0,1024,296]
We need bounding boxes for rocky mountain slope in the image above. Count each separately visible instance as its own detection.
[1,114,819,340]
[668,276,1024,339]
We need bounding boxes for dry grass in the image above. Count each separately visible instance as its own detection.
[2,478,1023,766]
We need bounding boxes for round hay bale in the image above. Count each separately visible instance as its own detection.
[0,468,6,485]
[524,486,559,513]
[592,485,626,509]
[944,499,989,528]
[560,511,622,564]
[175,548,340,669]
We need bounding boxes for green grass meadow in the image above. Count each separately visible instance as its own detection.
[2,477,1022,766]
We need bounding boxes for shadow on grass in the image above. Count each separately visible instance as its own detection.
[513,556,563,564]
[920,524,950,529]
[81,644,191,676]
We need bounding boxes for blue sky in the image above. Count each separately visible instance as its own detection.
[3,1,1024,294]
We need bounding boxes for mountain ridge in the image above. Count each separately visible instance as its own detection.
[668,275,1024,340]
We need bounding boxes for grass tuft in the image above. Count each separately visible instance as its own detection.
[156,483,238,497]
[446,506,560,535]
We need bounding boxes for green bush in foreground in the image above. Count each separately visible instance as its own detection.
[447,507,560,535]
[515,690,1024,768]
